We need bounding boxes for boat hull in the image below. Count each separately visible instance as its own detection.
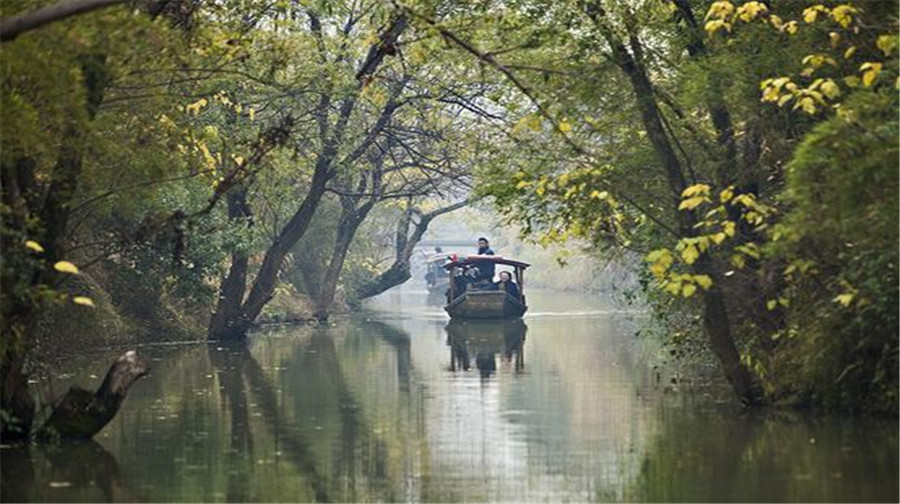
[444,290,527,319]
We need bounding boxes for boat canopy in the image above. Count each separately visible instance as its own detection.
[425,252,459,264]
[443,255,530,270]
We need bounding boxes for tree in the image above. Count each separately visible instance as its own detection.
[405,0,897,408]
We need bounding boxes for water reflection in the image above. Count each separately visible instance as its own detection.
[425,289,447,307]
[445,319,526,376]
[1,289,896,502]
[0,440,133,502]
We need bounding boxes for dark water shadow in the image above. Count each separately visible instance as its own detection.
[624,405,900,503]
[1,439,135,503]
[445,319,527,377]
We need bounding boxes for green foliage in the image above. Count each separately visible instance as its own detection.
[768,91,899,412]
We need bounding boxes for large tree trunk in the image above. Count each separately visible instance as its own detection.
[1,53,109,440]
[37,350,149,439]
[209,165,330,341]
[594,14,764,406]
[209,187,254,340]
[311,199,374,322]
[207,16,409,340]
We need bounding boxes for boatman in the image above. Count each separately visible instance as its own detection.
[475,237,496,282]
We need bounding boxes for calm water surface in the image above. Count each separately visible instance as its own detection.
[2,288,897,502]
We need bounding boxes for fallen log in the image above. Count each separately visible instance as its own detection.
[38,350,149,440]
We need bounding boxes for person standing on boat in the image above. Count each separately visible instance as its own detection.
[475,237,496,282]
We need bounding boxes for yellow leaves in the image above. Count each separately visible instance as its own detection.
[735,243,760,260]
[677,196,705,211]
[706,1,735,20]
[694,275,713,290]
[248,108,256,121]
[72,296,95,308]
[702,0,735,35]
[647,247,717,298]
[664,281,682,295]
[860,62,883,87]
[820,79,841,99]
[197,142,217,170]
[590,190,609,200]
[830,4,857,28]
[558,120,572,133]
[682,184,711,198]
[719,186,734,204]
[705,19,731,35]
[781,21,799,35]
[54,261,79,274]
[158,114,177,130]
[802,5,829,24]
[512,114,542,134]
[876,35,899,56]
[795,96,817,115]
[25,240,45,253]
[833,292,855,307]
[681,244,700,265]
[646,248,674,278]
[723,221,736,237]
[735,1,767,22]
[515,180,530,190]
[185,98,208,115]
[801,54,837,70]
[679,184,712,210]
[843,46,857,59]
[761,77,793,103]
[763,73,843,115]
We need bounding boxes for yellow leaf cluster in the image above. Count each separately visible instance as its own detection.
[185,98,208,116]
[25,240,45,253]
[860,62,883,87]
[735,2,767,22]
[54,261,80,274]
[73,296,95,308]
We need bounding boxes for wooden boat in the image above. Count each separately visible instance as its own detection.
[443,256,530,319]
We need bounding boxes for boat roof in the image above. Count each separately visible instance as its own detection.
[425,252,459,263]
[443,255,531,270]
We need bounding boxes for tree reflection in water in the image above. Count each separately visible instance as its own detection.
[1,439,134,503]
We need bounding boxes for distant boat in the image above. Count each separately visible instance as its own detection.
[424,251,458,293]
[443,256,529,319]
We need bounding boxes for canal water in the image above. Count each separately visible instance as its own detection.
[2,288,897,502]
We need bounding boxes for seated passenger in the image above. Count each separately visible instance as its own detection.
[495,271,520,299]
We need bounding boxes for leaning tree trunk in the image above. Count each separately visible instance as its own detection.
[593,14,764,405]
[311,199,374,322]
[352,199,469,301]
[37,350,149,440]
[207,16,409,341]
